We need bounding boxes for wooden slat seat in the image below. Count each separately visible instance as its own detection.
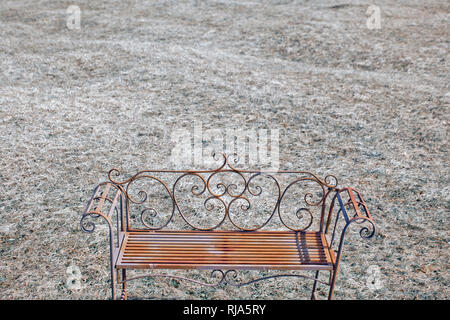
[116,230,335,271]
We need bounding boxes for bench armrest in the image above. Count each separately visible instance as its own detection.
[80,182,127,261]
[325,187,376,267]
[326,187,375,237]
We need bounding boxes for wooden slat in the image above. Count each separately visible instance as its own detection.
[116,263,333,271]
[94,183,111,213]
[126,240,322,245]
[84,185,101,214]
[107,190,120,218]
[128,230,308,235]
[355,189,373,221]
[128,231,319,236]
[121,257,325,262]
[123,248,326,254]
[116,230,334,270]
[123,244,323,250]
[347,187,363,217]
[328,246,337,265]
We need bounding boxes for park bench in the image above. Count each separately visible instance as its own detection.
[80,153,375,300]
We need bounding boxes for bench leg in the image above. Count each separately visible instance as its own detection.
[310,270,320,300]
[120,270,127,300]
[110,265,117,300]
[328,267,339,300]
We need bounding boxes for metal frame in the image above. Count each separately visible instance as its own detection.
[80,153,375,300]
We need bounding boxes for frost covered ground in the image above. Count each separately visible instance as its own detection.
[0,0,448,299]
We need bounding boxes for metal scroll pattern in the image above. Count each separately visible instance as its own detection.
[108,153,338,231]
[118,269,331,288]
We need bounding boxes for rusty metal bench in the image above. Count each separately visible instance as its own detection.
[80,153,375,300]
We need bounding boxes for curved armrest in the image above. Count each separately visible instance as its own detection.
[81,182,115,232]
[324,187,375,299]
[326,187,375,238]
[80,182,127,261]
[337,187,373,224]
[325,187,376,267]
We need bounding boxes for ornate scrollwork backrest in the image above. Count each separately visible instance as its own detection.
[107,153,338,232]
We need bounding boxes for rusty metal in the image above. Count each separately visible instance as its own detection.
[80,153,375,300]
[106,153,338,232]
[116,269,331,288]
